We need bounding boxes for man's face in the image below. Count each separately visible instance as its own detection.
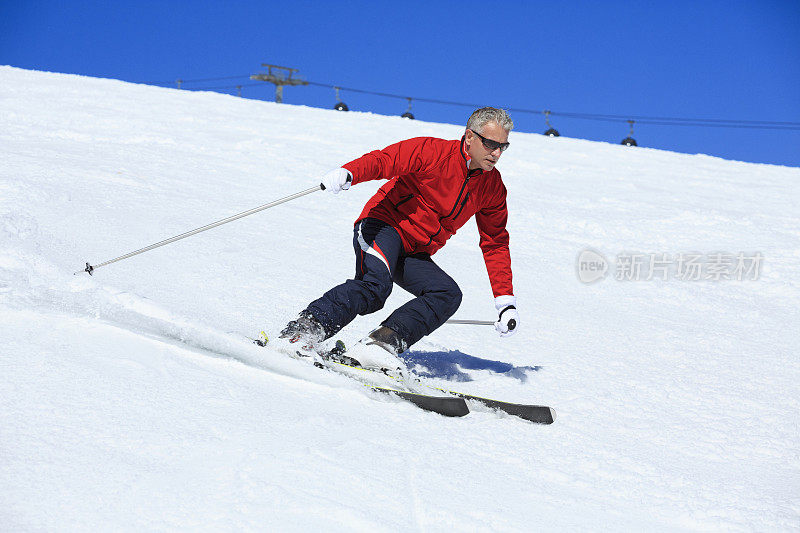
[465,121,509,171]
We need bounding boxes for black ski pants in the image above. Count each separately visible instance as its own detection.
[305,217,462,349]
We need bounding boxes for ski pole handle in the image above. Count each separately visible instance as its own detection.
[319,173,352,192]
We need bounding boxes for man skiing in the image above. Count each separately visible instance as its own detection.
[278,107,519,374]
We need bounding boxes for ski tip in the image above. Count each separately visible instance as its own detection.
[253,331,269,347]
[549,407,557,423]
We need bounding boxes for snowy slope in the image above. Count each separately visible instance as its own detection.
[1,65,799,531]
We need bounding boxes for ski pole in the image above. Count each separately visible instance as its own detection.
[76,184,322,275]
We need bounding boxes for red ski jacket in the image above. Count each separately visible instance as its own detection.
[343,136,513,297]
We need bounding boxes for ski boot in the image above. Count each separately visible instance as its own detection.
[345,326,409,377]
[259,311,326,357]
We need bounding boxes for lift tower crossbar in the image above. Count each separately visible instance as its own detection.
[250,64,309,103]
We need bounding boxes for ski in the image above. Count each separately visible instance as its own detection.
[254,332,553,423]
[322,338,555,424]
[434,388,555,424]
[316,337,555,424]
[330,359,554,423]
[253,333,469,418]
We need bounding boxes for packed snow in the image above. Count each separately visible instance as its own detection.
[1,65,799,531]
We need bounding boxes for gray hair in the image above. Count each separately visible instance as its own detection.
[466,107,514,133]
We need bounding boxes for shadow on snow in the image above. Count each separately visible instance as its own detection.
[400,349,541,383]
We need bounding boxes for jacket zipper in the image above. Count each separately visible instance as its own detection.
[444,175,471,218]
[423,227,442,247]
[452,192,470,220]
[424,175,473,247]
[394,194,414,208]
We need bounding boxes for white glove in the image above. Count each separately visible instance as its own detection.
[494,295,519,338]
[320,168,352,194]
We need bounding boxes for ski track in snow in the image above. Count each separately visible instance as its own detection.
[1,66,800,531]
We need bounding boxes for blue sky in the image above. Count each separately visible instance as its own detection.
[2,0,799,166]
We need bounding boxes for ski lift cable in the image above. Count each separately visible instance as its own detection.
[182,82,264,91]
[306,81,800,129]
[143,74,251,85]
[139,75,800,130]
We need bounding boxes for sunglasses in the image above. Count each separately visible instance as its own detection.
[470,129,510,153]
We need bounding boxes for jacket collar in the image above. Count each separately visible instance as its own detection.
[459,135,484,177]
